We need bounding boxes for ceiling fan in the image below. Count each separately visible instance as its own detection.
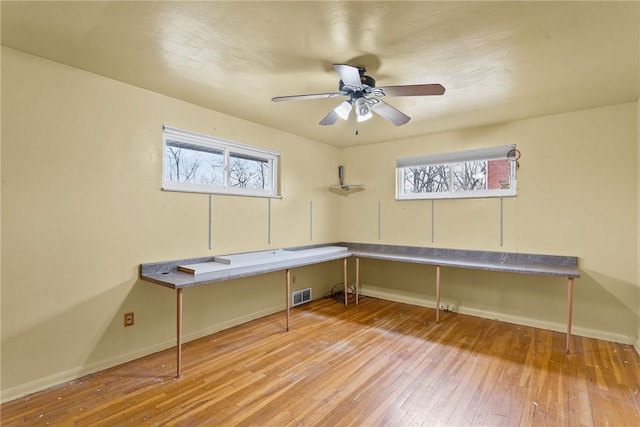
[272,64,445,128]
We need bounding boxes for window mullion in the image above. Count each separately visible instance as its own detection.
[223,148,230,189]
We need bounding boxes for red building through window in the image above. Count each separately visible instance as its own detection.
[488,159,511,190]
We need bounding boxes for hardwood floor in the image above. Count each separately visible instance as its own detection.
[3,297,640,426]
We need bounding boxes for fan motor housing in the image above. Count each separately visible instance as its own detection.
[339,74,376,94]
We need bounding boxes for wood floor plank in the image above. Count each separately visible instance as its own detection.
[2,297,640,426]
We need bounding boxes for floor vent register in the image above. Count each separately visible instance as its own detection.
[291,288,312,307]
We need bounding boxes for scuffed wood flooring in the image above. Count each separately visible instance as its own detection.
[2,297,640,426]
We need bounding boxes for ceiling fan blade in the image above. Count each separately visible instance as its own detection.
[333,64,362,88]
[371,100,411,126]
[272,93,341,102]
[319,109,340,126]
[374,84,445,97]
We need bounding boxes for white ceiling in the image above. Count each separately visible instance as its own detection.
[2,1,639,148]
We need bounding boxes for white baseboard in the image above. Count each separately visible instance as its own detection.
[360,284,636,346]
[1,305,283,404]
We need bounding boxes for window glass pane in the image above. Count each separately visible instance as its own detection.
[452,161,487,191]
[487,158,511,190]
[403,165,450,193]
[164,141,224,185]
[229,152,270,190]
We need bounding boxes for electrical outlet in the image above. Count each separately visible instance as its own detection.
[438,303,455,312]
[124,312,134,327]
[292,275,296,284]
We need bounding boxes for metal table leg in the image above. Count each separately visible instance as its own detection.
[176,288,183,378]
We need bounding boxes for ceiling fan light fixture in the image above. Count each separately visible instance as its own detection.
[357,111,373,122]
[334,101,352,121]
[355,98,373,122]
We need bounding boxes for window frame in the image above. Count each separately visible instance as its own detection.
[396,145,517,200]
[162,126,280,198]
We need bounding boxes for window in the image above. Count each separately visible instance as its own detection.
[396,145,517,200]
[162,126,280,197]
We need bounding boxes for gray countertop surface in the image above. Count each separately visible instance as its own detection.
[140,250,350,289]
[349,250,579,277]
[140,243,579,289]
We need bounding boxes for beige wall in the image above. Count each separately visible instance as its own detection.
[0,48,343,401]
[2,46,639,402]
[341,102,639,344]
[636,1,640,357]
